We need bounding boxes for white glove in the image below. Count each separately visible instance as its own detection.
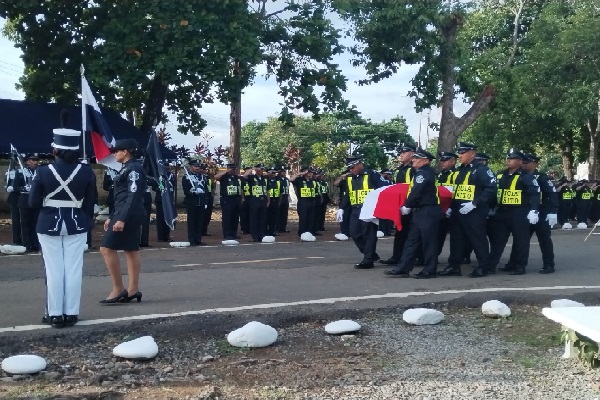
[401,206,411,215]
[335,209,344,222]
[24,184,31,192]
[194,188,204,194]
[445,208,452,218]
[6,186,13,193]
[527,210,539,224]
[205,204,208,209]
[459,201,476,215]
[546,213,557,227]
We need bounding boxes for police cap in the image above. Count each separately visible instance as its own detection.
[398,143,417,153]
[25,153,40,161]
[254,163,266,170]
[345,157,362,170]
[475,152,490,161]
[412,148,435,160]
[523,152,540,163]
[438,151,458,161]
[111,139,139,153]
[456,142,477,154]
[506,148,525,160]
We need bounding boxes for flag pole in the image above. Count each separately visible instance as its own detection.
[80,64,87,161]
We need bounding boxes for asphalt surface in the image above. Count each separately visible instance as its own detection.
[0,226,598,332]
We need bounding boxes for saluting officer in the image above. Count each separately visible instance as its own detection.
[243,164,270,242]
[314,170,329,234]
[385,148,442,278]
[574,180,593,227]
[487,149,541,275]
[439,142,497,278]
[276,166,291,233]
[29,128,96,328]
[266,167,282,236]
[436,151,458,255]
[239,166,252,234]
[14,153,41,252]
[556,177,574,228]
[340,157,387,268]
[215,163,243,240]
[291,166,318,237]
[182,160,209,246]
[5,156,23,245]
[102,167,119,214]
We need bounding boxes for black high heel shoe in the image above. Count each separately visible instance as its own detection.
[99,289,128,304]
[122,291,142,303]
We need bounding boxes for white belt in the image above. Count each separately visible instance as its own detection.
[43,199,83,208]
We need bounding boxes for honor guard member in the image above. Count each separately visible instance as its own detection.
[14,153,41,252]
[276,166,291,233]
[333,169,352,237]
[182,160,209,246]
[504,153,558,274]
[102,167,119,214]
[439,142,497,278]
[291,166,318,237]
[215,163,243,240]
[239,166,252,234]
[155,162,176,242]
[140,173,154,247]
[574,180,593,227]
[29,128,96,328]
[202,165,215,236]
[243,164,269,242]
[436,151,458,255]
[5,156,23,245]
[487,149,541,275]
[556,177,574,227]
[314,170,329,234]
[266,167,281,236]
[340,157,387,268]
[381,143,416,265]
[378,169,395,236]
[590,180,600,225]
[384,148,443,278]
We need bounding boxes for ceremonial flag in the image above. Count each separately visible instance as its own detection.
[81,75,121,170]
[144,130,178,230]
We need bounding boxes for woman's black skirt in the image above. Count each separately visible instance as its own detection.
[101,218,143,251]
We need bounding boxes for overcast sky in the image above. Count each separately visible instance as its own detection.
[0,16,469,152]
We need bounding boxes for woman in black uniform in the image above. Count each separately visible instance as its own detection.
[99,139,147,304]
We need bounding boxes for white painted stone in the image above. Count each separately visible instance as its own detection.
[170,241,190,248]
[324,320,361,334]
[551,299,585,308]
[0,245,27,255]
[262,236,275,243]
[482,300,511,318]
[221,240,239,246]
[376,230,384,238]
[113,336,158,359]
[335,233,349,241]
[577,222,588,229]
[300,232,316,242]
[402,308,444,325]
[1,355,47,374]
[227,321,278,348]
[561,222,572,230]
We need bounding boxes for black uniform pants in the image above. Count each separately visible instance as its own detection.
[19,206,39,251]
[9,202,22,245]
[487,207,531,270]
[349,206,378,262]
[576,199,591,224]
[277,196,289,232]
[266,198,280,235]
[249,197,267,241]
[340,206,351,235]
[379,219,393,236]
[448,205,490,270]
[557,200,572,225]
[140,201,151,245]
[316,196,329,231]
[240,199,250,233]
[186,204,205,244]
[590,197,600,223]
[398,206,442,273]
[390,215,413,261]
[156,201,174,241]
[203,195,214,234]
[507,211,554,269]
[297,198,315,235]
[437,216,450,255]
[221,196,241,239]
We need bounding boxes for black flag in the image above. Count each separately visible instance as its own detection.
[144,131,178,230]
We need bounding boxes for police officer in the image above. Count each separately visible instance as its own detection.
[102,167,119,215]
[5,155,23,245]
[291,166,318,237]
[215,163,243,240]
[202,165,215,236]
[504,153,558,274]
[182,160,209,246]
[574,180,593,227]
[381,143,416,265]
[140,173,154,248]
[591,180,600,225]
[556,177,574,228]
[378,169,395,236]
[266,167,281,236]
[339,157,387,268]
[276,165,291,233]
[439,142,497,278]
[333,169,352,237]
[29,128,96,327]
[239,166,252,234]
[384,148,442,278]
[243,164,270,242]
[488,149,541,275]
[436,151,458,255]
[155,162,177,242]
[14,153,41,252]
[314,169,329,234]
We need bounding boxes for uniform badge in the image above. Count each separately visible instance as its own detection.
[532,179,539,187]
[415,175,424,184]
[128,171,139,192]
[487,170,494,177]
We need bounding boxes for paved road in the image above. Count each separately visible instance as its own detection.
[0,228,598,331]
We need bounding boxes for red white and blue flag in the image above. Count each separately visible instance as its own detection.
[81,75,121,170]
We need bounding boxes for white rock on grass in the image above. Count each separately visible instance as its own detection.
[551,299,585,308]
[227,321,278,348]
[0,245,27,255]
[113,336,158,359]
[261,236,275,243]
[170,241,190,248]
[577,222,587,229]
[482,300,511,318]
[561,222,573,229]
[403,308,444,325]
[1,355,47,374]
[300,232,316,242]
[222,240,239,246]
[324,320,361,334]
[376,230,384,238]
[335,233,349,241]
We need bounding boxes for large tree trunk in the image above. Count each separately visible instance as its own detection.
[561,131,575,180]
[140,76,168,134]
[229,94,242,165]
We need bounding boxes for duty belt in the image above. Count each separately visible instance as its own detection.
[43,199,83,208]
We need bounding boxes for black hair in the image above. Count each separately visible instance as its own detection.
[54,149,81,164]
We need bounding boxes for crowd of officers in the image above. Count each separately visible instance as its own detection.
[335,142,600,279]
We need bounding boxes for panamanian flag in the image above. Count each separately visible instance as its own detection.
[81,75,121,171]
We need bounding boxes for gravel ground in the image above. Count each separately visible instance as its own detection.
[0,304,599,400]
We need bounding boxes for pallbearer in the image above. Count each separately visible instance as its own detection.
[215,163,243,240]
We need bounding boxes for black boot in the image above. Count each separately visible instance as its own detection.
[50,315,64,329]
[509,268,526,275]
[384,268,411,277]
[379,257,398,265]
[499,264,515,272]
[468,267,487,278]
[539,266,555,274]
[438,266,462,276]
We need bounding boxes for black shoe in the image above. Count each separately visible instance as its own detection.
[413,270,436,279]
[313,232,323,236]
[384,268,411,277]
[139,244,152,248]
[414,259,424,267]
[234,236,241,239]
[486,268,496,275]
[50,315,64,328]
[204,233,212,236]
[354,261,375,269]
[283,230,290,233]
[373,254,381,263]
[320,228,327,231]
[461,258,472,264]
[499,264,515,272]
[468,268,487,278]
[198,241,207,246]
[63,315,78,327]
[122,291,142,303]
[438,267,462,276]
[379,258,398,265]
[190,242,199,246]
[251,239,261,242]
[509,268,526,275]
[99,289,128,304]
[539,267,555,274]
[42,315,49,324]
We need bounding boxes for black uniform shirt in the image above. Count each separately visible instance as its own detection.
[496,168,540,211]
[14,166,37,208]
[102,168,118,206]
[279,176,290,196]
[293,176,316,201]
[182,171,208,206]
[532,169,559,214]
[452,161,497,208]
[437,167,456,186]
[246,175,268,201]
[345,169,387,207]
[405,165,439,208]
[219,174,242,198]
[394,163,414,184]
[111,158,147,223]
